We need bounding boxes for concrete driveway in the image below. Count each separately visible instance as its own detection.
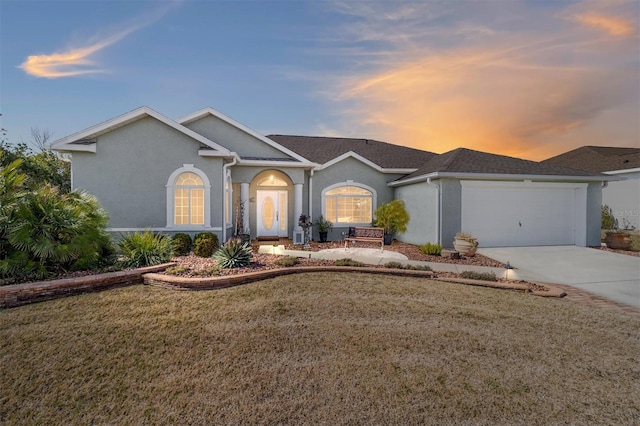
[478,246,640,309]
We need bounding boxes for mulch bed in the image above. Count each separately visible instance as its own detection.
[593,246,640,257]
[4,240,541,293]
[167,254,548,293]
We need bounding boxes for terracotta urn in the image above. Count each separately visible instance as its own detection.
[453,238,478,256]
[604,231,632,251]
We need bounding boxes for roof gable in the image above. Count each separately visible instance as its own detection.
[543,146,640,173]
[178,107,311,163]
[51,106,231,156]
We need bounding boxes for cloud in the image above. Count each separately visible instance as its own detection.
[320,0,639,160]
[574,13,635,36]
[19,1,181,79]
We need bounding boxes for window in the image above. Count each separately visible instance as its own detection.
[175,172,204,225]
[166,165,210,228]
[324,184,374,224]
[257,175,288,187]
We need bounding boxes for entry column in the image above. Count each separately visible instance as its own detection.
[240,183,250,233]
[294,183,303,231]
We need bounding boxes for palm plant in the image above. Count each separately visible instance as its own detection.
[214,239,253,269]
[1,185,113,280]
[118,230,172,268]
[1,193,110,281]
[374,200,410,234]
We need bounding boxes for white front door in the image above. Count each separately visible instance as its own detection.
[257,190,288,237]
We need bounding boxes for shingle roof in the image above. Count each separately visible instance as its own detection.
[267,135,436,169]
[398,148,603,181]
[543,146,640,173]
[268,135,604,181]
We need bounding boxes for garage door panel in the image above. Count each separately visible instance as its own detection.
[461,182,577,247]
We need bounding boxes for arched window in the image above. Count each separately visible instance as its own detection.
[323,183,375,225]
[175,172,204,225]
[166,165,211,228]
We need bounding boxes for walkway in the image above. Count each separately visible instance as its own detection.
[257,245,508,276]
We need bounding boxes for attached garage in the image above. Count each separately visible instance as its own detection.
[460,181,588,247]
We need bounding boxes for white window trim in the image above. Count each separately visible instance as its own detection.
[321,181,377,226]
[166,164,211,229]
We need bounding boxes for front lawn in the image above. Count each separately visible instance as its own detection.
[1,273,638,424]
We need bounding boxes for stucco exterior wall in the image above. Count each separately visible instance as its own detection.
[394,182,439,245]
[72,117,224,232]
[184,116,290,159]
[603,172,640,230]
[310,157,401,241]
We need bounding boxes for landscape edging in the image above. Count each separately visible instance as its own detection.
[144,266,564,298]
[0,263,177,309]
[1,264,566,310]
[143,266,434,290]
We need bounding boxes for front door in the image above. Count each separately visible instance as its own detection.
[256,190,288,237]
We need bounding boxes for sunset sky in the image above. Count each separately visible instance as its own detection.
[1,0,638,160]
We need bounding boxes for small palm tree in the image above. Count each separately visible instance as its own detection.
[0,182,113,281]
[374,200,410,235]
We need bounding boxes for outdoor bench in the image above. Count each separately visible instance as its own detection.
[344,226,385,252]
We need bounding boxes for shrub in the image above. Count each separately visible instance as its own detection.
[419,242,442,256]
[383,261,432,271]
[460,271,497,281]
[601,205,617,230]
[165,266,188,275]
[193,266,220,276]
[276,256,299,267]
[336,258,364,267]
[214,239,253,269]
[406,264,432,271]
[171,233,192,256]
[118,231,172,268]
[374,200,410,234]
[193,232,219,258]
[0,163,115,282]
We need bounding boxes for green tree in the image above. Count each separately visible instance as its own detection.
[0,128,70,192]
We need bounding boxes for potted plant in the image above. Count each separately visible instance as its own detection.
[602,205,633,250]
[453,232,478,257]
[604,230,632,250]
[315,215,333,243]
[374,200,410,245]
[234,200,250,245]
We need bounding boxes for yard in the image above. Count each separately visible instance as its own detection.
[1,273,639,424]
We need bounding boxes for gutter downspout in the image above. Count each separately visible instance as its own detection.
[308,168,314,221]
[222,153,239,243]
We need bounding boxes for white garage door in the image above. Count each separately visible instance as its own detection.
[461,181,587,247]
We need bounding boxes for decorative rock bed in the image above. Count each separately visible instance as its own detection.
[1,251,567,309]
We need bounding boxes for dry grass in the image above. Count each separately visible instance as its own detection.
[1,273,639,425]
